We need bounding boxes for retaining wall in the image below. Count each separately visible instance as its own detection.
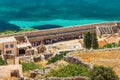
[45,76,88,80]
[64,56,93,68]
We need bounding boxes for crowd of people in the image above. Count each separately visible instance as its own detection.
[31,34,84,46]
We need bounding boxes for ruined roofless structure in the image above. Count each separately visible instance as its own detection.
[96,25,116,37]
[96,22,120,37]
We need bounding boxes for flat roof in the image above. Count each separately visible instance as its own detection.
[17,42,32,48]
[0,36,16,43]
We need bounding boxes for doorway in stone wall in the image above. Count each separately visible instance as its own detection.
[19,49,25,55]
[0,50,1,55]
[11,70,20,78]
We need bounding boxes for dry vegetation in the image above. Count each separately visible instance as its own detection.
[70,49,120,76]
[36,60,47,67]
[98,40,107,48]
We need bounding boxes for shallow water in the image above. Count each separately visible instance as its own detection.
[9,19,108,29]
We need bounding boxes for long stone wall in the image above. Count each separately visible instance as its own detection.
[0,22,117,37]
[26,22,118,42]
[20,22,117,37]
[45,76,89,80]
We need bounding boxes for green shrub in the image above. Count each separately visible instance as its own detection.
[46,64,119,80]
[0,57,6,65]
[47,51,68,64]
[21,62,42,72]
[46,64,89,77]
[91,32,99,49]
[84,32,98,49]
[103,42,120,49]
[90,66,119,80]
[84,32,92,49]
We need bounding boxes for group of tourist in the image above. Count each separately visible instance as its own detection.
[31,34,84,46]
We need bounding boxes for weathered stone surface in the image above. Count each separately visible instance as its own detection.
[0,65,23,78]
[45,76,88,80]
[64,56,93,68]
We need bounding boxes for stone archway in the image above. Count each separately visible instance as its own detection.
[19,49,25,55]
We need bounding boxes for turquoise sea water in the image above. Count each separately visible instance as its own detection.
[9,19,108,29]
[0,0,120,31]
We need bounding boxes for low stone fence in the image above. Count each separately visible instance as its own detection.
[64,56,93,69]
[44,53,53,60]
[33,56,41,62]
[45,76,89,80]
[95,47,120,52]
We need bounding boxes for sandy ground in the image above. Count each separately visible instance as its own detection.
[36,60,47,67]
[46,39,83,53]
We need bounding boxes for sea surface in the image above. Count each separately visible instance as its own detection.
[0,0,120,31]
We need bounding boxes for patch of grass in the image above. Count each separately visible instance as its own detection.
[21,62,42,72]
[0,57,6,65]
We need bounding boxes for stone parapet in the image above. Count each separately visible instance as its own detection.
[45,76,89,80]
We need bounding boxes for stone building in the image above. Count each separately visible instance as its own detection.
[96,24,118,37]
[0,36,17,55]
[0,36,32,56]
